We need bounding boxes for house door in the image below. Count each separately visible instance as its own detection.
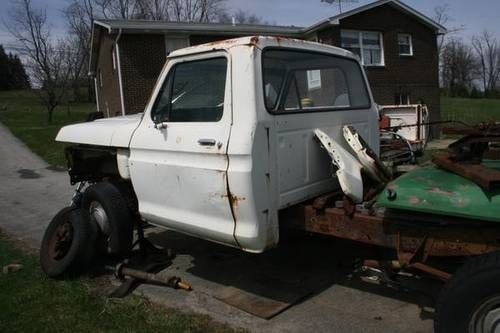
[128,52,236,246]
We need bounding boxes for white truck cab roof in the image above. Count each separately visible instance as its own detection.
[168,35,356,60]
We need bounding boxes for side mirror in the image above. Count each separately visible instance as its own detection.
[86,111,104,122]
[153,113,168,129]
[154,121,168,130]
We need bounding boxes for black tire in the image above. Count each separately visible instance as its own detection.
[435,251,500,333]
[81,182,135,257]
[40,207,95,278]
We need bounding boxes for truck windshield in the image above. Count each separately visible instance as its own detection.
[262,49,370,113]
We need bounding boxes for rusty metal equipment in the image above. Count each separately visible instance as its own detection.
[112,261,192,291]
[289,122,500,282]
[433,125,500,191]
[288,198,500,281]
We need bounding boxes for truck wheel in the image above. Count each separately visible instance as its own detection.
[435,251,500,333]
[40,207,96,278]
[81,182,135,257]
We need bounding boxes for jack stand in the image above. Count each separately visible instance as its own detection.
[133,220,175,259]
[106,220,178,298]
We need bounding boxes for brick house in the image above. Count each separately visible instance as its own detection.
[89,0,445,131]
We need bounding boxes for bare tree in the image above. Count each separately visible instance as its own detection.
[64,0,95,101]
[134,0,172,20]
[441,38,477,97]
[5,0,74,123]
[433,4,463,89]
[218,9,265,25]
[168,0,225,22]
[97,0,226,21]
[94,0,140,19]
[472,30,500,94]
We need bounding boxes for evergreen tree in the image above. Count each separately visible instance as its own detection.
[0,45,10,90]
[0,44,31,90]
[9,54,30,89]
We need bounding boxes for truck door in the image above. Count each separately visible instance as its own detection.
[129,52,237,246]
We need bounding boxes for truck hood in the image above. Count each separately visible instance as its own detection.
[55,113,144,148]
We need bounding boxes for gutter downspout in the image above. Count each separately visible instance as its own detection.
[115,28,126,116]
[93,77,100,112]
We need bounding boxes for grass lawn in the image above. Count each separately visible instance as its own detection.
[0,90,91,167]
[0,230,240,333]
[441,97,500,124]
[1,90,499,168]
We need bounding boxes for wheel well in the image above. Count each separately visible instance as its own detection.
[65,145,121,185]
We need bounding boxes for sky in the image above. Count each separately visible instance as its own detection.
[1,0,500,54]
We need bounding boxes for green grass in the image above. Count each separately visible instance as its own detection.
[441,97,500,124]
[2,89,499,168]
[0,231,240,333]
[0,90,91,167]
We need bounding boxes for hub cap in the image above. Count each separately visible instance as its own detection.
[89,201,110,236]
[47,221,73,261]
[470,296,500,333]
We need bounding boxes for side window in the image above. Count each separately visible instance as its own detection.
[151,57,228,123]
[151,71,173,123]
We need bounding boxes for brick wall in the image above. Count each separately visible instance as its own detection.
[317,4,441,136]
[119,34,166,115]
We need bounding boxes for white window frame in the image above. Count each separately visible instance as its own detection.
[307,70,322,90]
[398,33,413,56]
[341,29,385,67]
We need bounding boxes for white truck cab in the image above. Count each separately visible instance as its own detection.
[56,36,379,253]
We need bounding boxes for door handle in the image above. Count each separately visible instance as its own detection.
[198,138,216,146]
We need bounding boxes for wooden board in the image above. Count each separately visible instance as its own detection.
[215,279,310,319]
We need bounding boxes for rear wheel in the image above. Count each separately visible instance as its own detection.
[435,251,500,333]
[81,182,135,257]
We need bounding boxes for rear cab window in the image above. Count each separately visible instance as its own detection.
[262,49,371,113]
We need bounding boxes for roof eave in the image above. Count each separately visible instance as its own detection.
[305,0,446,35]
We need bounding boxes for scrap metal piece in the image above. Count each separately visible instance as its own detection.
[343,125,392,183]
[297,200,500,257]
[114,263,192,291]
[314,129,364,203]
[433,153,500,191]
[377,166,500,222]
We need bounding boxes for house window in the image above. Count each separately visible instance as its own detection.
[307,70,321,90]
[165,36,189,55]
[341,30,384,66]
[398,34,413,56]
